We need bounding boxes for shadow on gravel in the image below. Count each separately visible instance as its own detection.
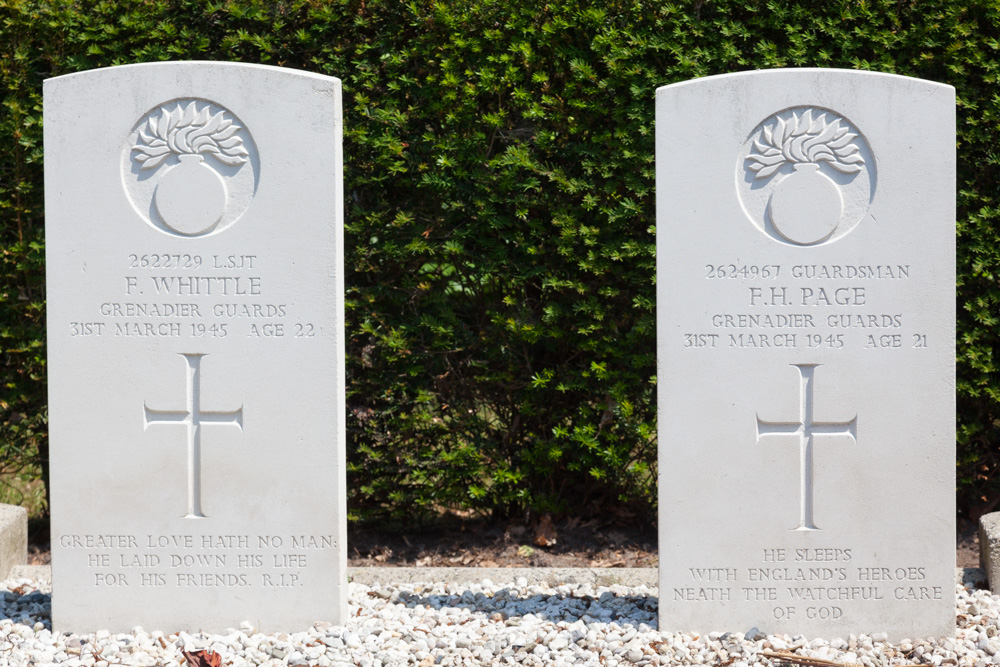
[392,589,658,628]
[1,589,52,623]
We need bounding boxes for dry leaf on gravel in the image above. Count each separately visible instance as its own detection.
[183,650,222,667]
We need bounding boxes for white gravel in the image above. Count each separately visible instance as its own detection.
[0,575,995,666]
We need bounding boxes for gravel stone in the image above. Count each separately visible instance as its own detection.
[0,575,994,666]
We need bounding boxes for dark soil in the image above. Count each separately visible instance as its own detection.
[346,515,657,568]
[26,516,981,569]
[957,517,980,569]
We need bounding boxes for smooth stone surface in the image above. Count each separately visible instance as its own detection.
[656,69,955,639]
[44,61,346,632]
[979,512,1000,592]
[0,504,26,577]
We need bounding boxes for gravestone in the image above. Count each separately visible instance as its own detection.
[656,69,955,639]
[45,62,346,632]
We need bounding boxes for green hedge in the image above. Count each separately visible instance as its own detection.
[1,0,997,522]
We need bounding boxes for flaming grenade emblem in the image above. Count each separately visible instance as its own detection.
[745,108,867,246]
[131,100,251,237]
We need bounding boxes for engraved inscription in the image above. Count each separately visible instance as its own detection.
[61,532,335,591]
[756,364,857,531]
[64,253,317,342]
[143,353,244,519]
[128,254,204,269]
[672,547,939,623]
[683,262,927,353]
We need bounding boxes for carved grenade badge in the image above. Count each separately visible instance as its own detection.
[737,107,876,247]
[122,99,259,238]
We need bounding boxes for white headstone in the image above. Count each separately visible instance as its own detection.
[656,69,955,639]
[45,62,346,632]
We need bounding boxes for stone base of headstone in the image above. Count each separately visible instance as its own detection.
[979,512,1000,592]
[8,564,48,582]
[0,504,27,578]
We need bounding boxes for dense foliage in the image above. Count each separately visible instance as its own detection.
[0,0,997,522]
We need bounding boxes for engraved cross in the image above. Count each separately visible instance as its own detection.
[756,363,856,531]
[144,353,243,519]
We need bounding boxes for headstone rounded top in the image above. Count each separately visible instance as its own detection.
[654,67,955,94]
[45,60,341,85]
